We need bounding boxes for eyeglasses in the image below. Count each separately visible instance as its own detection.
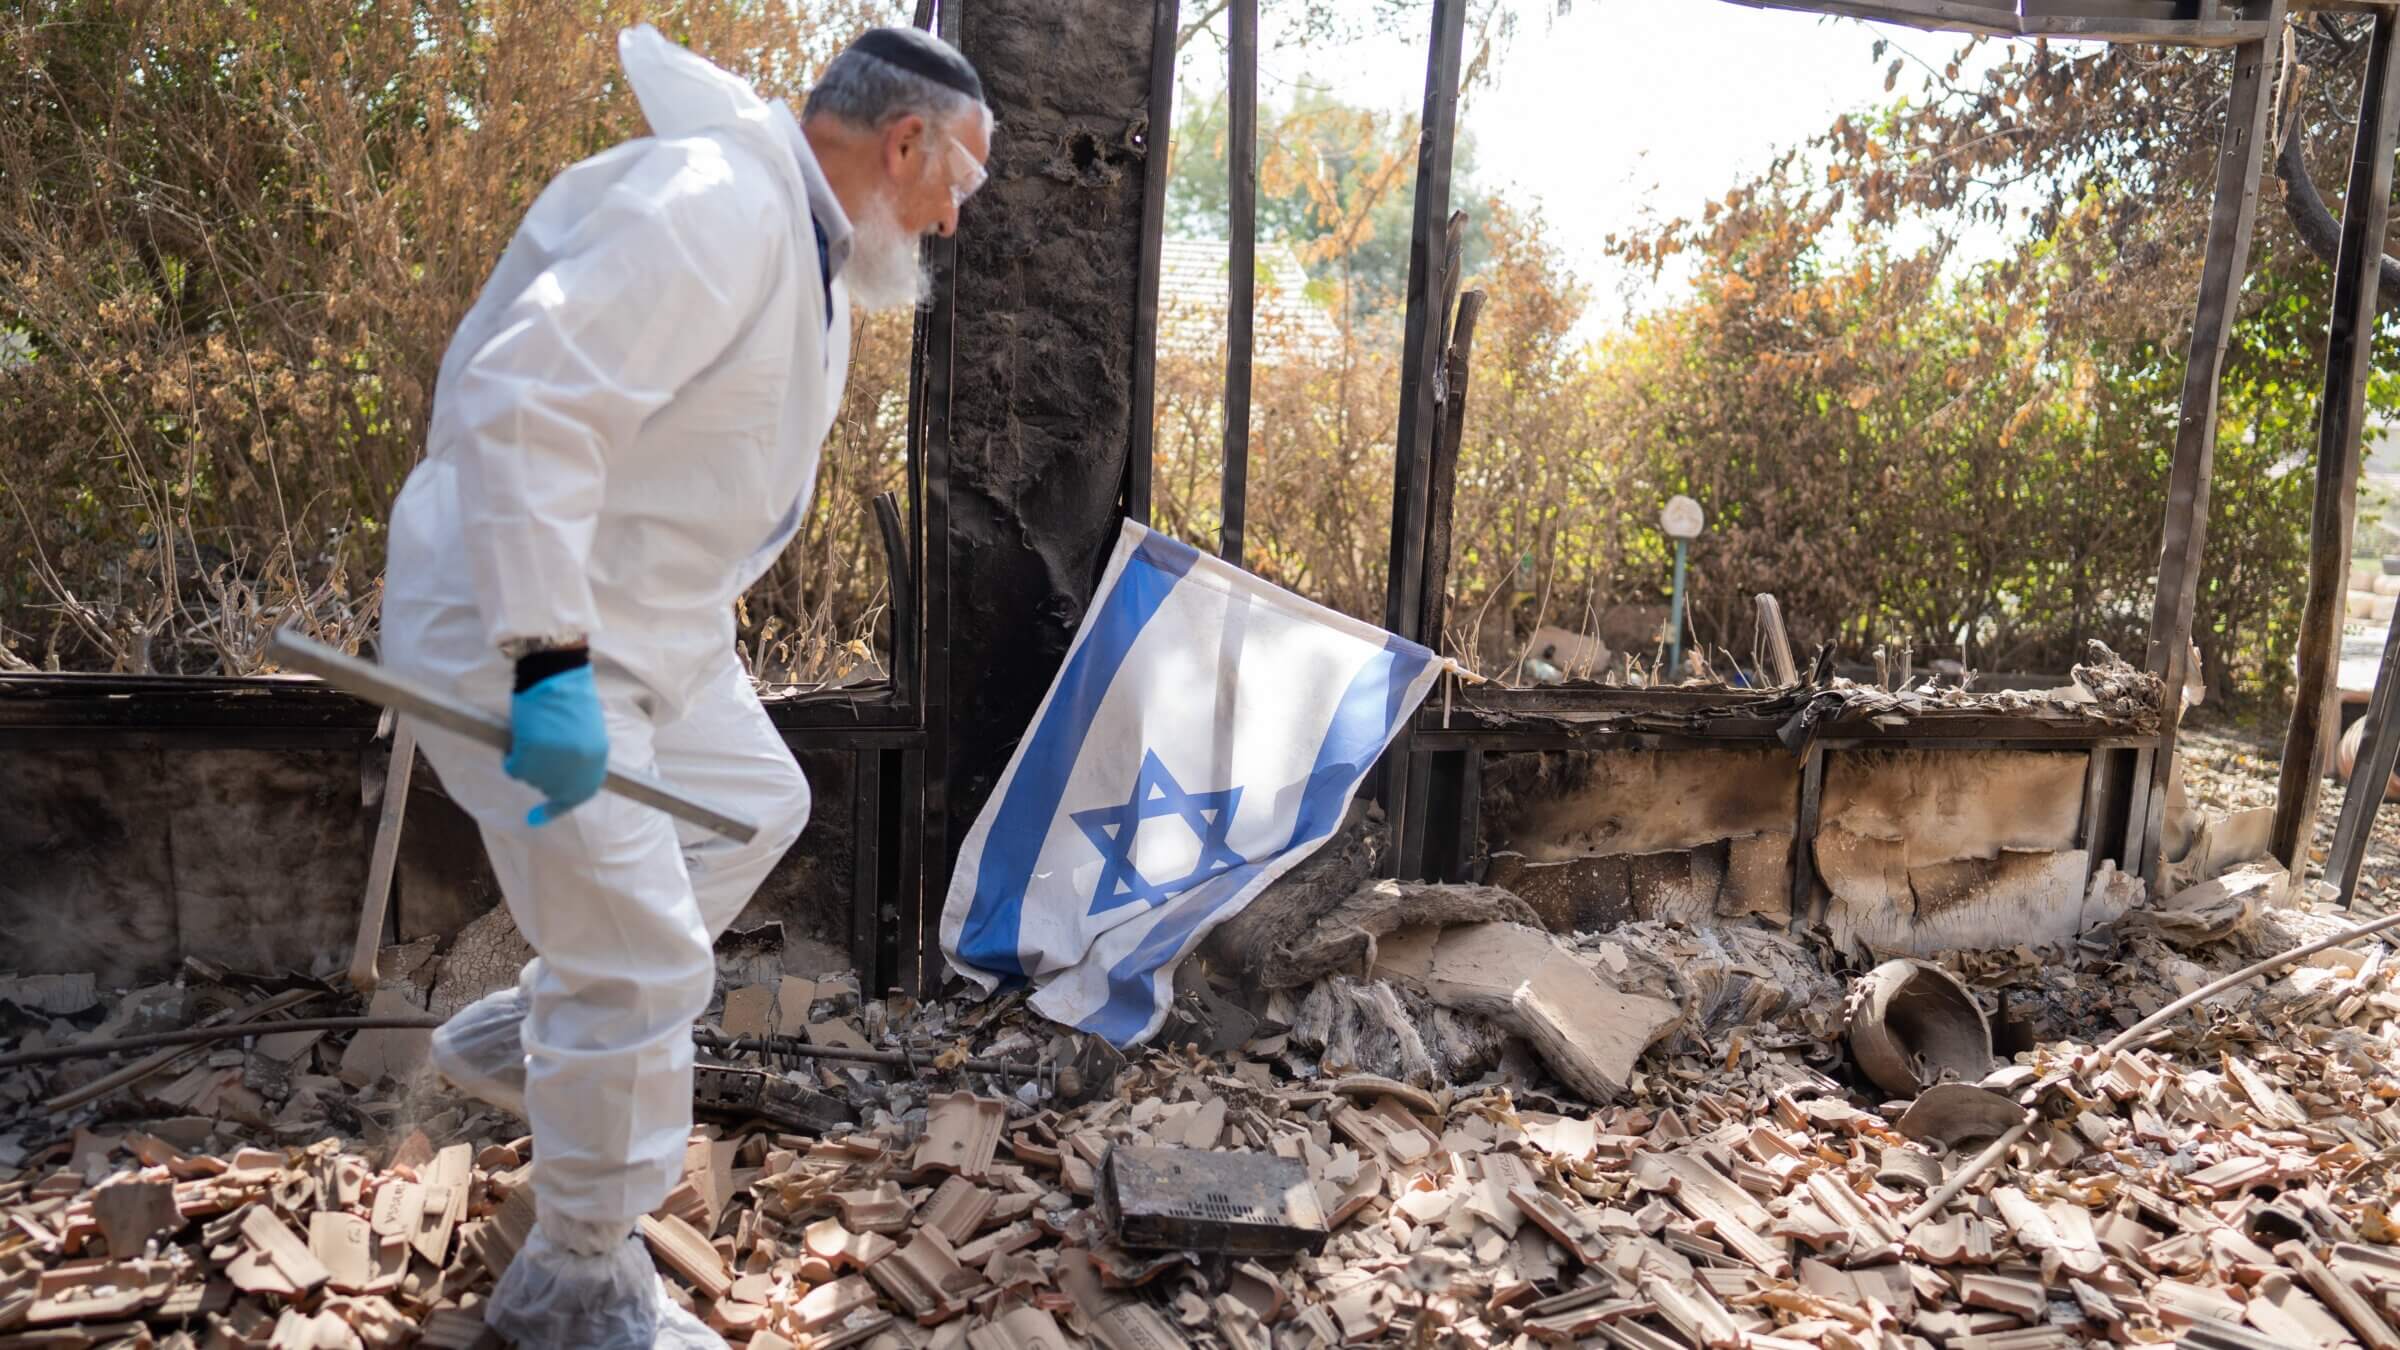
[939,133,987,210]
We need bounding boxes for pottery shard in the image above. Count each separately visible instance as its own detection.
[804,1216,897,1271]
[867,1229,984,1325]
[791,1275,878,1332]
[922,1177,997,1247]
[967,1305,1078,1350]
[834,1181,913,1235]
[241,1206,330,1294]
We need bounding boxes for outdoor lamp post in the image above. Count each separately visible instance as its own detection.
[1660,495,1705,683]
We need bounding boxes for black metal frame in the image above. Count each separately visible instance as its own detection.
[1371,0,2400,898]
[896,0,962,995]
[22,0,2398,990]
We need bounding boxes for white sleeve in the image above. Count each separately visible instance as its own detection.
[445,144,778,651]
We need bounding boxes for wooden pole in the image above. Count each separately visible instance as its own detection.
[349,721,415,994]
[2135,17,2283,877]
[1378,0,1465,876]
[1381,0,1465,645]
[2274,11,2400,869]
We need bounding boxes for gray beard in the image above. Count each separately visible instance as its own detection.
[843,196,932,312]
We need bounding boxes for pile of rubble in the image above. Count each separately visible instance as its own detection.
[4,882,2399,1347]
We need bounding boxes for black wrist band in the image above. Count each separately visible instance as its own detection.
[513,647,590,693]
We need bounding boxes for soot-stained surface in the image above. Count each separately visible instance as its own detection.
[2,749,370,984]
[2,741,860,984]
[737,747,858,951]
[1481,749,1803,860]
[943,0,1159,847]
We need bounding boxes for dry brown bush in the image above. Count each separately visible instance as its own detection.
[1,0,904,680]
[5,5,2332,709]
[1150,198,1652,679]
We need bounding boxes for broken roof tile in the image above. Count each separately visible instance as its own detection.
[915,1094,1007,1181]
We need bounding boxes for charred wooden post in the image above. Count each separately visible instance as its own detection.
[1380,0,1466,877]
[2330,633,2400,906]
[873,492,916,702]
[904,0,962,996]
[938,0,1180,916]
[1407,285,1485,883]
[1221,0,1258,566]
[1790,746,1826,932]
[1420,280,1483,654]
[2274,12,2400,874]
[2136,16,2284,879]
[1382,4,1466,650]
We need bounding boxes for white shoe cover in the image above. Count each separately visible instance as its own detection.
[486,1227,728,1350]
[655,1295,728,1349]
[429,984,529,1118]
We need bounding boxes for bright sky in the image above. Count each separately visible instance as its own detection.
[1193,2,2005,332]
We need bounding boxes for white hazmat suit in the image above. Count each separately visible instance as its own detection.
[379,27,852,1341]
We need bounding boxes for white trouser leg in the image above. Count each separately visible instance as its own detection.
[405,671,710,1230]
[395,643,811,1231]
[655,650,812,940]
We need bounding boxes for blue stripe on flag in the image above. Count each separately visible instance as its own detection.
[952,529,1199,979]
[1077,633,1434,1044]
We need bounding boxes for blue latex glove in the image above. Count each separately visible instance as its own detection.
[504,666,609,826]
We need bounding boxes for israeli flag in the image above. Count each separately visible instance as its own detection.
[941,520,1442,1046]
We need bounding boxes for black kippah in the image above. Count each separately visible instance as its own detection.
[850,27,983,103]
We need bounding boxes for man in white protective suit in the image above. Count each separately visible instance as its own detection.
[378,24,988,1348]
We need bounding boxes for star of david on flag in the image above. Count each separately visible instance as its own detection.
[940,521,1443,1047]
[1073,751,1246,916]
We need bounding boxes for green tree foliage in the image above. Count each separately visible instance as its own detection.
[1165,90,1498,334]
[1605,21,2400,701]
[1157,20,2381,705]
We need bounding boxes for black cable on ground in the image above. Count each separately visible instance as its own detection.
[0,1015,445,1071]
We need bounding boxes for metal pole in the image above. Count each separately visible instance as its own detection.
[1220,0,1258,566]
[1667,539,1689,683]
[1123,0,1181,527]
[266,629,760,844]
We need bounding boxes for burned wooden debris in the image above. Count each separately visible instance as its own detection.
[4,829,2399,1348]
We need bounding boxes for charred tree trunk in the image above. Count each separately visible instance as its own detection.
[2276,115,2400,310]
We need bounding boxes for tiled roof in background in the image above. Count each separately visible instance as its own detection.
[1156,236,1343,361]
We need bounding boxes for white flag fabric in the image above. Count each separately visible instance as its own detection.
[941,521,1442,1046]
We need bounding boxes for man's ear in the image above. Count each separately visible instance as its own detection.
[882,113,929,179]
